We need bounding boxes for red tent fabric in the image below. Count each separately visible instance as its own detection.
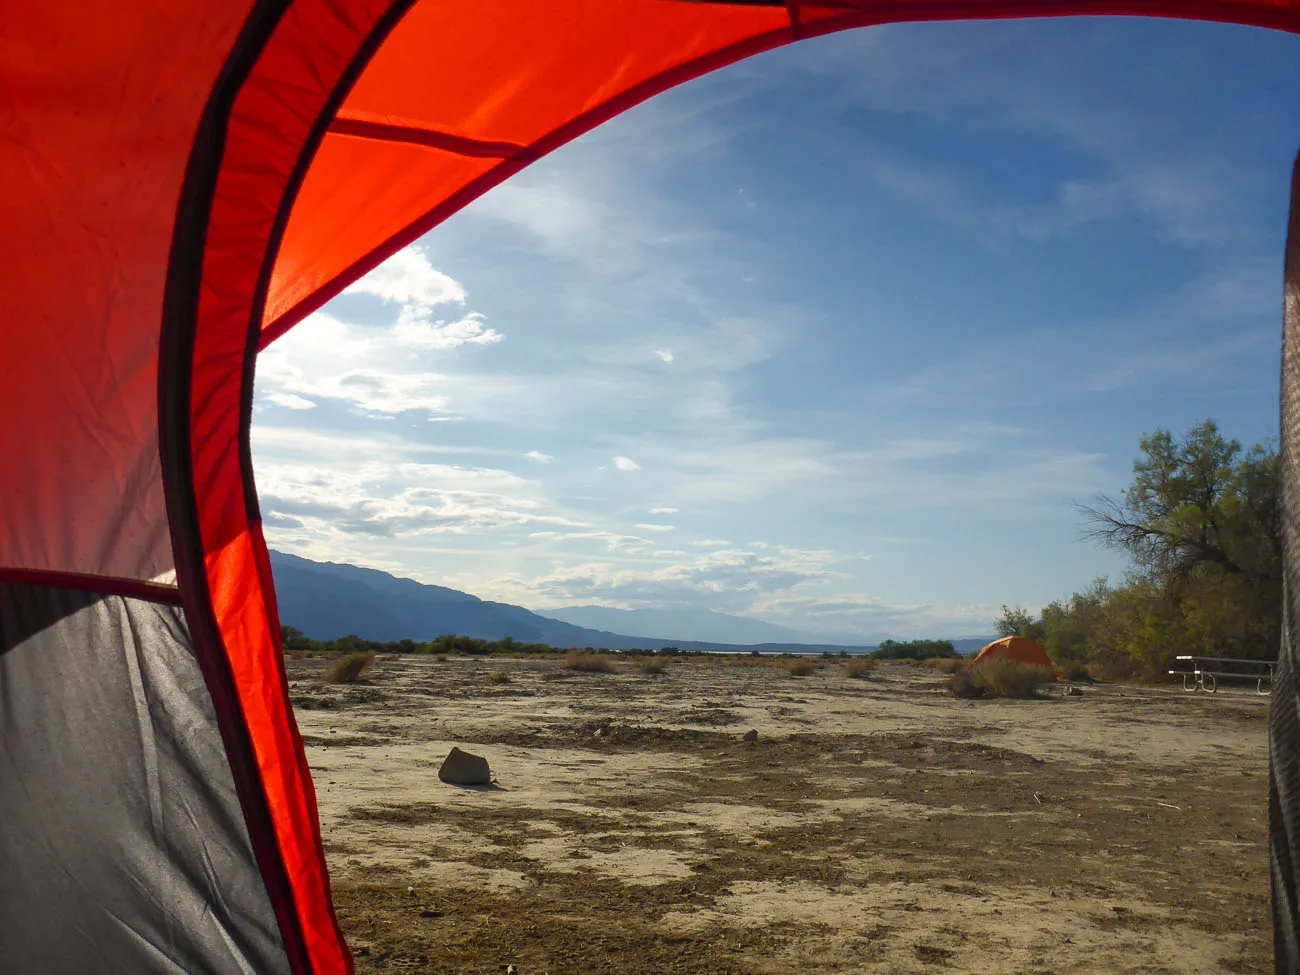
[4,3,1300,973]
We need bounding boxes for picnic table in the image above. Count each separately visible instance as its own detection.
[1168,655,1273,695]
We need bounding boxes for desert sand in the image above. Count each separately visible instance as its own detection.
[288,654,1270,974]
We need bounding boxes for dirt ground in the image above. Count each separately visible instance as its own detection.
[287,654,1271,974]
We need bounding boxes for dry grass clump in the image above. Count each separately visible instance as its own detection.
[638,659,667,676]
[925,657,962,674]
[980,659,1049,698]
[843,658,876,679]
[325,651,376,684]
[949,666,983,699]
[948,660,1048,700]
[785,658,818,677]
[488,669,512,684]
[563,652,616,673]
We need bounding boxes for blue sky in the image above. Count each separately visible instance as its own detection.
[252,16,1295,642]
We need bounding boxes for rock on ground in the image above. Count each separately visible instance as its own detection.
[438,746,491,785]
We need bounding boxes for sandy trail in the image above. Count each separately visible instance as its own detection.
[289,655,1270,974]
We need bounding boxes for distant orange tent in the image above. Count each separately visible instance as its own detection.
[971,636,1056,679]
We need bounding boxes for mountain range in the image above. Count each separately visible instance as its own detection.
[269,550,992,654]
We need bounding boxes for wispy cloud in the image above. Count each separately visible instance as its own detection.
[265,392,317,411]
[392,309,501,351]
[504,544,849,614]
[259,461,586,540]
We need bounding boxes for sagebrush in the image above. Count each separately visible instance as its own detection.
[325,651,376,684]
[947,660,1048,700]
[563,652,615,673]
[843,658,875,679]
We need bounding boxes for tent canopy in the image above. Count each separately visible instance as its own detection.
[971,635,1057,676]
[5,3,1300,974]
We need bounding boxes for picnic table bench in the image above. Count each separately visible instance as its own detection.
[1168,655,1273,695]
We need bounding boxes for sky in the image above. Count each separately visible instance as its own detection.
[252,16,1298,643]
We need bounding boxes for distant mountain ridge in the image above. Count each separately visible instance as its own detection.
[268,551,993,654]
[541,605,810,646]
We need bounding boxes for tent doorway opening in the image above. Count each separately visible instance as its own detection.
[252,17,1283,972]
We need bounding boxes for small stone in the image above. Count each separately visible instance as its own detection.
[1064,686,1084,697]
[438,746,492,785]
[419,908,442,918]
[742,729,759,743]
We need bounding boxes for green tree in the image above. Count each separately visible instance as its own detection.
[994,606,1046,643]
[1081,420,1279,586]
[1077,420,1280,668]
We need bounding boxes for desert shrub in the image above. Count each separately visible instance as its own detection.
[488,669,511,684]
[925,657,962,674]
[638,659,666,676]
[785,658,818,677]
[948,659,1047,700]
[948,667,983,698]
[1057,661,1091,682]
[979,660,1048,698]
[843,658,875,679]
[563,652,615,673]
[325,651,375,684]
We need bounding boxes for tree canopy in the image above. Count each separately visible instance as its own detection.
[1008,420,1280,676]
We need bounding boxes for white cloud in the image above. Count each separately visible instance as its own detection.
[612,456,641,471]
[344,246,466,306]
[525,451,554,463]
[258,297,508,417]
[655,349,675,364]
[634,523,675,533]
[392,309,502,351]
[258,461,587,540]
[527,529,659,554]
[507,544,848,613]
[750,590,998,640]
[265,392,317,410]
[648,506,679,515]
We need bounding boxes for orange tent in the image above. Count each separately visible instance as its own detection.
[971,636,1057,679]
[5,2,1300,972]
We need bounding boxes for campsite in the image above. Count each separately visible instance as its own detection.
[7,4,1299,974]
[290,653,1271,974]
